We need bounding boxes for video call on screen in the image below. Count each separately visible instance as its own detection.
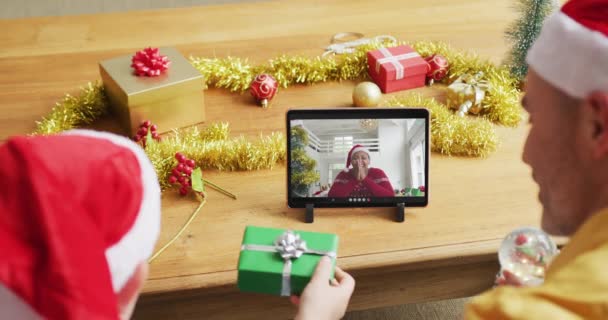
[290,118,427,199]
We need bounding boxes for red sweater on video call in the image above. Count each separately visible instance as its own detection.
[328,168,394,197]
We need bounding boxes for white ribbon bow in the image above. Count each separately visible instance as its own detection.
[323,33,397,57]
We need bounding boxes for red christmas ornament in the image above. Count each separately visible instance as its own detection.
[131,47,171,77]
[249,74,278,108]
[515,234,528,246]
[419,185,426,192]
[424,54,449,85]
[133,120,161,148]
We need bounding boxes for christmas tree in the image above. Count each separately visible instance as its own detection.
[505,0,558,81]
[290,126,320,197]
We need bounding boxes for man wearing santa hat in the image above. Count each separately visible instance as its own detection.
[327,144,395,198]
[294,0,608,318]
[463,0,608,317]
[0,130,161,320]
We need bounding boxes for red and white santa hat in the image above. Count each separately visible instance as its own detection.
[345,144,370,170]
[526,0,608,99]
[0,129,161,320]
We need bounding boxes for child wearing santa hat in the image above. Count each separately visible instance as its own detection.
[0,130,161,320]
[327,144,394,198]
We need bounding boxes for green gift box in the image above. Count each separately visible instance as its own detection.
[237,226,339,296]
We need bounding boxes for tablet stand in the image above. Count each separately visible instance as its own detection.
[304,203,405,223]
[305,203,314,223]
[396,203,405,222]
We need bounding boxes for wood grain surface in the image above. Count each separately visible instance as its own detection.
[0,1,548,318]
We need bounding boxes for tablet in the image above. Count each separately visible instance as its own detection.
[287,108,429,209]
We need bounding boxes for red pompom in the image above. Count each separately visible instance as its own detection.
[131,47,171,77]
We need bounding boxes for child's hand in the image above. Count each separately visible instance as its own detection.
[291,256,355,320]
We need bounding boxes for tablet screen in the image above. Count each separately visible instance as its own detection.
[287,108,429,208]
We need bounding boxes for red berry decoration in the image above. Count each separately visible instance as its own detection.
[133,120,161,148]
[179,187,188,196]
[249,74,278,108]
[168,153,204,197]
[515,234,528,246]
[419,185,426,192]
[131,47,171,77]
[175,152,186,163]
[424,54,449,85]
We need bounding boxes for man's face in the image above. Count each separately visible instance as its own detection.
[522,70,588,236]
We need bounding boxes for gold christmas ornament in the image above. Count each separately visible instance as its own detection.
[446,72,491,117]
[352,81,382,107]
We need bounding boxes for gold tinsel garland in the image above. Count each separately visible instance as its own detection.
[32,84,287,189]
[409,42,521,127]
[34,39,521,179]
[34,83,108,135]
[191,40,522,127]
[146,123,286,190]
[386,94,498,157]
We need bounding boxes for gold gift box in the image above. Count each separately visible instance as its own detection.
[99,47,205,136]
[445,72,489,116]
[446,86,484,115]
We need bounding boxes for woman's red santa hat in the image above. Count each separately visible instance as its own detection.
[0,130,161,320]
[344,144,370,171]
[526,0,608,99]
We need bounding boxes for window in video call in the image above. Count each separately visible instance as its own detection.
[290,118,427,200]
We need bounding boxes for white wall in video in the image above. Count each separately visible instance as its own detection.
[290,118,426,198]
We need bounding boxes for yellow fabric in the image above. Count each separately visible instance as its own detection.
[465,208,608,320]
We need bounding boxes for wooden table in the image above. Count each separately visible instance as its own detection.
[0,1,544,318]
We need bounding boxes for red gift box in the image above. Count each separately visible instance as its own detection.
[367,45,429,93]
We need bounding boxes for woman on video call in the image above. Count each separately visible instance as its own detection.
[328,144,395,197]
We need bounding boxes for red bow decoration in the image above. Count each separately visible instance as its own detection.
[131,47,171,77]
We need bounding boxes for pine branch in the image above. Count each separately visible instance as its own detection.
[504,0,557,81]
